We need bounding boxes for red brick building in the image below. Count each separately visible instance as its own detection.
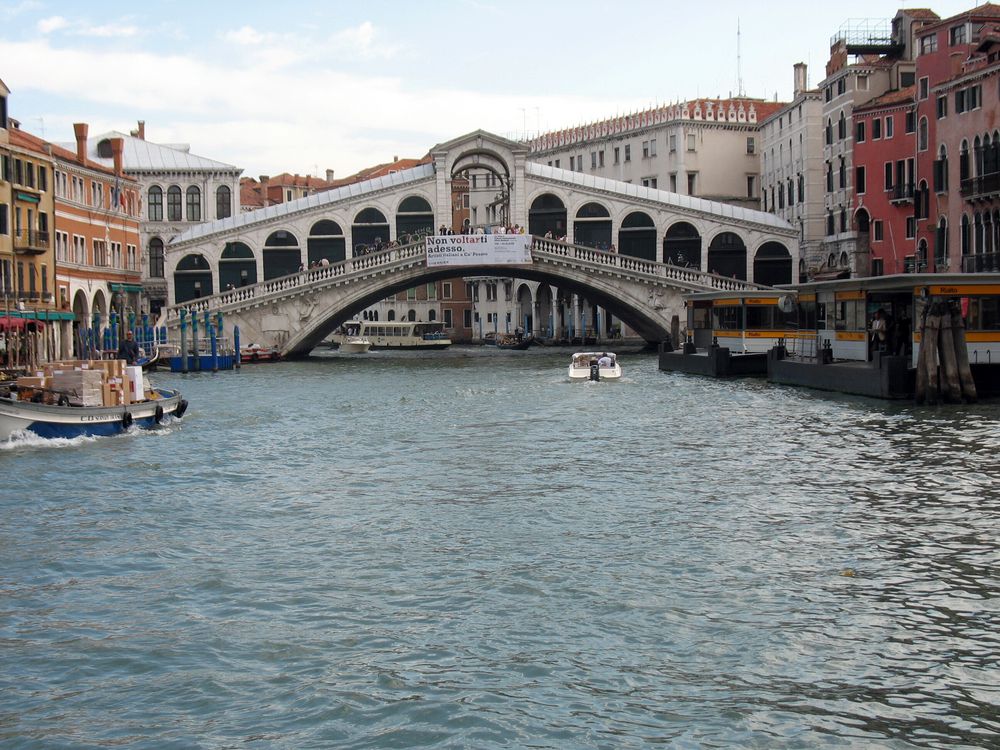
[852,87,917,274]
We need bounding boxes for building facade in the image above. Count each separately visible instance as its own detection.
[912,4,1000,273]
[23,123,143,357]
[760,64,826,280]
[527,98,785,216]
[2,101,59,327]
[818,10,939,278]
[852,88,918,275]
[71,122,243,315]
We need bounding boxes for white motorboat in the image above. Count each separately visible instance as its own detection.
[338,336,372,353]
[568,351,622,381]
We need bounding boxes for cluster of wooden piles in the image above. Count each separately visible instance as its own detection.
[916,301,977,404]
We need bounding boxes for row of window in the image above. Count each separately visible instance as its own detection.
[918,23,977,56]
[53,229,138,270]
[53,169,140,217]
[0,204,49,241]
[0,258,50,299]
[148,184,232,222]
[1,154,49,191]
[549,134,714,173]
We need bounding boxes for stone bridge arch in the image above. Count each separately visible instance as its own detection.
[277,261,684,356]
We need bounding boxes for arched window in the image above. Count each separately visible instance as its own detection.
[408,309,416,322]
[935,217,948,270]
[918,116,929,151]
[387,310,396,321]
[961,214,971,257]
[186,186,202,221]
[148,186,163,222]
[148,237,164,278]
[428,309,436,321]
[838,111,846,140]
[935,144,948,192]
[167,186,182,221]
[960,140,970,181]
[216,185,232,220]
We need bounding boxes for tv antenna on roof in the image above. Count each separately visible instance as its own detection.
[737,19,746,98]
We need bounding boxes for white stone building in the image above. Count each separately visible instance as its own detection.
[72,122,243,314]
[759,64,826,280]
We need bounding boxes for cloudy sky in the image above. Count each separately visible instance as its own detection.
[1,0,974,179]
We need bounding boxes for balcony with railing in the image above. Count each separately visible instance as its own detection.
[960,172,1000,201]
[12,228,51,254]
[889,183,915,204]
[962,252,1000,273]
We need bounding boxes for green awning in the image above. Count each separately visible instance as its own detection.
[5,309,76,321]
[110,283,144,293]
[15,192,40,203]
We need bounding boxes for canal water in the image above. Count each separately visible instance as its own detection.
[1,348,999,749]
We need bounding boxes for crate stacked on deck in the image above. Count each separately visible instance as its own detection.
[14,360,149,406]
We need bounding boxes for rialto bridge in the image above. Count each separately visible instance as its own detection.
[161,130,798,354]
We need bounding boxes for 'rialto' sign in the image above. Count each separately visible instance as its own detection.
[425,235,532,267]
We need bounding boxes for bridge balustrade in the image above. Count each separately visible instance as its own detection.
[162,235,766,329]
[530,237,765,292]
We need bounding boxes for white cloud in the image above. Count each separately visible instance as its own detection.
[332,21,397,60]
[0,0,42,19]
[36,15,137,38]
[37,15,67,33]
[222,25,268,45]
[77,23,138,38]
[0,37,625,176]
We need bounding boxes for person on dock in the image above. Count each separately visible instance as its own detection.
[118,330,140,365]
[871,309,888,352]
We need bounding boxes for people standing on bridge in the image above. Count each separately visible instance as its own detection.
[609,244,617,254]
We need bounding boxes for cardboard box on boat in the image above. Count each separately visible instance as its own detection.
[50,369,104,407]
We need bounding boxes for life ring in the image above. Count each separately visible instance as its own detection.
[121,411,134,430]
[174,399,188,419]
[154,404,164,424]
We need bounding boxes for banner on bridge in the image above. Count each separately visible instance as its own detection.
[425,234,532,267]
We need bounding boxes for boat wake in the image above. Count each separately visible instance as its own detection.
[0,420,181,449]
[0,430,102,450]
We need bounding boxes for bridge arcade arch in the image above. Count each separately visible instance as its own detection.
[573,202,612,250]
[618,211,656,261]
[263,230,300,280]
[220,241,256,290]
[308,220,346,266]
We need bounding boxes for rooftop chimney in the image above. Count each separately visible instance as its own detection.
[110,137,124,175]
[137,120,145,140]
[258,175,270,183]
[73,123,88,163]
[326,169,335,181]
[793,63,808,96]
[393,155,398,162]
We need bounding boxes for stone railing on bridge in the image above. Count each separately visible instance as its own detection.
[530,237,767,292]
[161,241,428,326]
[160,235,765,328]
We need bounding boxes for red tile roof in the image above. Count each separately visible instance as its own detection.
[529,98,787,152]
[855,86,916,112]
[8,126,118,176]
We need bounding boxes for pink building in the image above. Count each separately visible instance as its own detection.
[852,87,917,274]
[913,4,1000,272]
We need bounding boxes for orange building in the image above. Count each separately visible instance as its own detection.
[11,122,141,358]
[2,84,63,356]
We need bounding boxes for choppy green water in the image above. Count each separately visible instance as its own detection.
[1,347,998,748]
